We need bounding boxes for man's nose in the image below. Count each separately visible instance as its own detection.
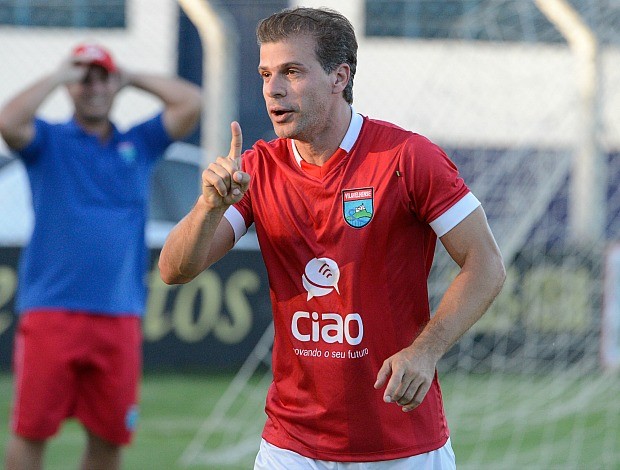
[264,75,286,98]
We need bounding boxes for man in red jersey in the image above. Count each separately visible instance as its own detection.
[159,6,505,469]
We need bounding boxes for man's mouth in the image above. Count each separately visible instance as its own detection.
[84,96,107,107]
[270,107,293,121]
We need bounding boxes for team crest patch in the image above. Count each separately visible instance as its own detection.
[117,141,137,164]
[342,187,374,228]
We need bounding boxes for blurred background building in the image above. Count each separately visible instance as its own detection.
[1,0,619,245]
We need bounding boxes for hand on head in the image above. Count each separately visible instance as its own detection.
[116,67,131,89]
[58,43,121,90]
[56,57,90,85]
[201,121,250,210]
[56,57,122,94]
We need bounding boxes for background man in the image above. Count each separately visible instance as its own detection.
[0,43,201,469]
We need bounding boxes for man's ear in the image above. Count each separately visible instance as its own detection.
[332,63,351,95]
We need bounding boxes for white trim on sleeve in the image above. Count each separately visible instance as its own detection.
[223,205,248,245]
[429,192,481,237]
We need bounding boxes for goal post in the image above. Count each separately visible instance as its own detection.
[535,0,605,244]
[176,0,239,169]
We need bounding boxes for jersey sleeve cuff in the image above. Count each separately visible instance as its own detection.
[429,192,481,237]
[223,205,248,245]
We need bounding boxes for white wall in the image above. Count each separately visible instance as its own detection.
[1,0,618,147]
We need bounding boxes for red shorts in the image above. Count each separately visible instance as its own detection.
[11,309,142,445]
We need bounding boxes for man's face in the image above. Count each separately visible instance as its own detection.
[66,65,118,124]
[259,34,337,142]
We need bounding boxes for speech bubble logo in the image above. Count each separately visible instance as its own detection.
[302,257,340,301]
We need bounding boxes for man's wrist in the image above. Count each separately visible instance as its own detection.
[196,195,229,218]
[410,327,451,363]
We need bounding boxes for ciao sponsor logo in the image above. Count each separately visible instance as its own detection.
[296,257,363,346]
[291,311,363,345]
[302,257,340,300]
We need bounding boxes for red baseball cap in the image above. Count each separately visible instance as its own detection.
[71,43,117,73]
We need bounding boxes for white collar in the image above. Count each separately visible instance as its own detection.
[292,107,363,167]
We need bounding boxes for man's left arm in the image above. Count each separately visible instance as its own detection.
[374,206,506,411]
[120,71,202,140]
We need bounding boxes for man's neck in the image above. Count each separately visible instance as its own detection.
[294,104,352,166]
[74,115,113,142]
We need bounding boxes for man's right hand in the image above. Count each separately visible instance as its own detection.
[201,121,250,211]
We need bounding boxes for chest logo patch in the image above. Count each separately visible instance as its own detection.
[342,187,374,228]
[118,141,137,164]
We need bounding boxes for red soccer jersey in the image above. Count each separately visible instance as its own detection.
[227,114,478,462]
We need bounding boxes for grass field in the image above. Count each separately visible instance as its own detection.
[1,371,619,469]
[0,372,250,470]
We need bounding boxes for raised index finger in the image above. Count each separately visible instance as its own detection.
[228,121,243,169]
